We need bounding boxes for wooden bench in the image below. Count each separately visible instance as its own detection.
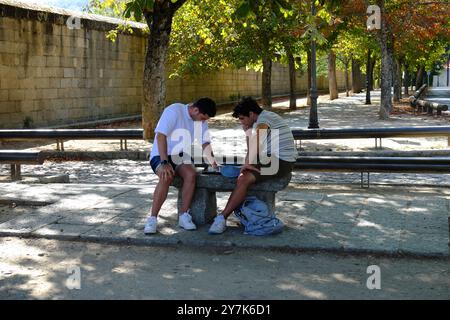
[0,129,143,151]
[0,150,44,180]
[172,172,292,225]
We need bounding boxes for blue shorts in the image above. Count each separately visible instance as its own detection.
[149,153,194,174]
[149,156,178,174]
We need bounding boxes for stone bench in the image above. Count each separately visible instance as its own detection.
[172,172,292,225]
[0,150,44,180]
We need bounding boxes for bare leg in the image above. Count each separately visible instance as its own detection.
[176,164,197,214]
[221,172,256,218]
[149,171,174,217]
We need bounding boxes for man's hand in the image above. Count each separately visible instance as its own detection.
[210,160,219,169]
[158,163,175,181]
[240,164,260,175]
[203,142,219,170]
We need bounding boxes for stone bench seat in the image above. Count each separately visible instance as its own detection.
[0,150,44,180]
[172,172,292,225]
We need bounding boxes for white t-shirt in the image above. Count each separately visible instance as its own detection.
[150,103,211,159]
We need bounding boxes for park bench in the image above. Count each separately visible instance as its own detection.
[412,84,428,100]
[0,150,44,180]
[292,126,450,149]
[409,84,448,116]
[0,129,143,151]
[294,155,450,188]
[408,84,449,117]
[168,152,450,224]
[407,83,428,111]
[172,172,291,225]
[412,99,448,116]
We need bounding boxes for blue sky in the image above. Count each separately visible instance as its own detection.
[21,0,89,11]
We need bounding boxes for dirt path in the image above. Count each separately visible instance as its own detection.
[0,237,449,300]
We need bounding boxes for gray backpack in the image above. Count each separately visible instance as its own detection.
[234,196,284,236]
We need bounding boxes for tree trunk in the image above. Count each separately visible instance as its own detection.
[307,50,312,106]
[365,49,372,105]
[393,58,402,102]
[416,66,425,89]
[352,58,363,93]
[377,0,393,119]
[344,60,350,97]
[370,58,376,91]
[287,48,297,110]
[261,55,272,109]
[142,0,186,140]
[404,64,409,96]
[328,50,338,100]
[411,69,416,91]
[393,59,398,102]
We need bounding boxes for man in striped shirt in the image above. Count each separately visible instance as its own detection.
[209,96,296,234]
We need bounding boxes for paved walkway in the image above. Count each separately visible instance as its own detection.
[1,90,449,156]
[0,180,448,257]
[426,87,450,107]
[0,90,449,257]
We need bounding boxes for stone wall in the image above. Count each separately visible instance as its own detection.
[0,0,146,128]
[166,64,343,105]
[0,0,349,129]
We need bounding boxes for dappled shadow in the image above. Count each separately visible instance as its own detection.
[0,181,449,299]
[291,170,450,187]
[0,177,448,258]
[1,237,449,299]
[0,159,157,185]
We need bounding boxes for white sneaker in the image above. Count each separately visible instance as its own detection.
[144,216,157,234]
[178,212,197,230]
[208,215,226,234]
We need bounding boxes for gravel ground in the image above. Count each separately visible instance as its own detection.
[1,91,450,186]
[1,237,449,300]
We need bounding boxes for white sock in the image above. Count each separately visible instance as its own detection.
[147,216,157,222]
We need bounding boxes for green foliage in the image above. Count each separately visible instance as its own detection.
[168,0,238,77]
[86,0,313,77]
[168,0,308,77]
[106,23,134,42]
[228,93,242,101]
[87,0,450,87]
[23,116,34,129]
[87,0,128,17]
[333,29,379,71]
[86,0,145,42]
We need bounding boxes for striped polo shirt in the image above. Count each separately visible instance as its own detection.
[255,110,297,162]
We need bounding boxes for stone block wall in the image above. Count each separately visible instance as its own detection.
[0,0,146,128]
[0,0,350,129]
[166,64,347,105]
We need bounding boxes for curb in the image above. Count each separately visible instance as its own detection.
[1,231,448,259]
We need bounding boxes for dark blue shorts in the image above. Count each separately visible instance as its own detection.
[149,153,194,174]
[149,156,178,174]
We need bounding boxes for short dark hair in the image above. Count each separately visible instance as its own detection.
[193,97,216,117]
[232,96,263,118]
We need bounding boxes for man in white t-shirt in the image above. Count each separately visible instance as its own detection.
[144,97,218,234]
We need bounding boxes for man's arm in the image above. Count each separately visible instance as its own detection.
[247,123,269,165]
[157,133,169,161]
[202,142,218,168]
[243,125,252,165]
[240,123,269,174]
[156,133,175,179]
